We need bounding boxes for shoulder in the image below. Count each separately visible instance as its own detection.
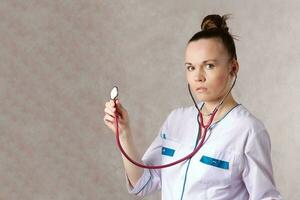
[166,104,198,122]
[229,105,266,133]
[162,104,198,129]
[230,105,271,148]
[209,105,272,154]
[160,105,199,141]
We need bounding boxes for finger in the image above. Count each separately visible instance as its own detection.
[103,117,112,124]
[109,100,116,108]
[104,119,115,131]
[104,107,116,117]
[105,101,117,114]
[105,100,114,109]
[104,114,115,123]
[105,101,112,108]
[115,99,126,116]
[116,99,123,108]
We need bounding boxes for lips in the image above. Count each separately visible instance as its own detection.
[196,87,208,92]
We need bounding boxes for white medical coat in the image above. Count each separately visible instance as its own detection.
[126,104,282,199]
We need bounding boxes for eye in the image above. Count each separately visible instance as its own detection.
[205,64,215,70]
[186,65,195,71]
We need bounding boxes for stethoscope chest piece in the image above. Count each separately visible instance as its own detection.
[110,86,119,100]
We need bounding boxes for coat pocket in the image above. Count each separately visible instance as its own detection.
[196,150,234,184]
[161,139,180,163]
[200,155,229,170]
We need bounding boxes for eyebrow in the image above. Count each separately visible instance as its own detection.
[184,59,218,66]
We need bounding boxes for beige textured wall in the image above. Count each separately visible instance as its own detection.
[1,0,299,199]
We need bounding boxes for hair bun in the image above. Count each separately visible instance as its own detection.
[201,14,230,32]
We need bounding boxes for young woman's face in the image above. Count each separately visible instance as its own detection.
[185,38,235,103]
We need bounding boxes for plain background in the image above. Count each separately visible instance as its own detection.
[0,0,299,199]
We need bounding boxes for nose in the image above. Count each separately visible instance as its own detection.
[194,67,206,82]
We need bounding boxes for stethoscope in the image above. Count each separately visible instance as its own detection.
[110,74,237,169]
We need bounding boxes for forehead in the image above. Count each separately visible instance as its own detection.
[185,38,229,63]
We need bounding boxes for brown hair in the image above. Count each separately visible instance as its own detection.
[188,14,237,59]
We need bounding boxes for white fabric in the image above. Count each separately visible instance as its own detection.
[126,104,282,200]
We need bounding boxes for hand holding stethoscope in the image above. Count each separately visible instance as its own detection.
[104,73,237,169]
[103,87,130,137]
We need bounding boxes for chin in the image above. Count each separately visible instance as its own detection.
[195,95,210,102]
[195,94,217,103]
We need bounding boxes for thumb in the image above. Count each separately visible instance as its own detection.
[115,99,121,107]
[115,99,125,112]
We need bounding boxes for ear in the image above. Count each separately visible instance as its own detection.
[230,59,239,76]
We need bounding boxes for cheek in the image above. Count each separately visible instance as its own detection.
[186,72,192,84]
[213,75,228,88]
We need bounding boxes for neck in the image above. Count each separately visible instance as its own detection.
[201,94,238,117]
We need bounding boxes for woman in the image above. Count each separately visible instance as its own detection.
[104,14,282,200]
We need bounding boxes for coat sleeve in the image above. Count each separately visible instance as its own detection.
[242,128,283,200]
[125,111,173,197]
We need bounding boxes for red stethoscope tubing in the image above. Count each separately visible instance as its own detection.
[114,99,218,169]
